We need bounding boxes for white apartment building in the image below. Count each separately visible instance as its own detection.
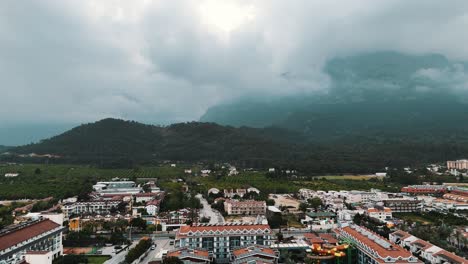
[447,159,468,170]
[62,200,121,219]
[366,207,392,222]
[389,230,467,264]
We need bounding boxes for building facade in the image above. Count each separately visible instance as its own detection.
[62,200,122,219]
[0,218,64,264]
[447,160,468,170]
[366,207,392,222]
[175,224,273,263]
[382,199,422,213]
[401,185,447,196]
[224,200,266,215]
[389,230,467,264]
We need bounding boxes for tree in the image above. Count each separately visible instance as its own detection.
[299,202,308,212]
[266,199,275,206]
[307,197,323,211]
[276,232,284,242]
[34,168,41,174]
[156,224,163,231]
[130,217,147,230]
[143,184,151,193]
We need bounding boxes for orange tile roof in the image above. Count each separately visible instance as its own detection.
[434,250,467,264]
[410,239,432,249]
[179,224,270,233]
[391,230,412,240]
[232,245,276,257]
[303,233,324,244]
[168,248,209,257]
[319,233,338,244]
[337,226,414,259]
[0,219,61,251]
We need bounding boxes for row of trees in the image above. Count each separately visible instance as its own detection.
[125,238,152,263]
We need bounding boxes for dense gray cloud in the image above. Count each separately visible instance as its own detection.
[1,0,468,125]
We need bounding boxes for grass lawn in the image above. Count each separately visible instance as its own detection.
[87,256,110,264]
[393,213,434,225]
[284,214,304,228]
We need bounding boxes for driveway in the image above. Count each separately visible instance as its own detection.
[196,194,224,224]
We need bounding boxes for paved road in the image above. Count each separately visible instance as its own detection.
[139,238,174,264]
[104,241,138,264]
[196,194,224,224]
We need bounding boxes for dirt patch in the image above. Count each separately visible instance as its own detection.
[63,247,93,254]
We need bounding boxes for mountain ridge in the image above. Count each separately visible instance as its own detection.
[5,118,468,173]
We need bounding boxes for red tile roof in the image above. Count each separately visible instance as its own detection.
[336,225,414,260]
[179,224,270,233]
[319,233,338,244]
[303,233,324,244]
[177,224,271,238]
[232,245,277,258]
[410,239,432,249]
[0,219,61,251]
[167,247,210,260]
[434,250,467,264]
[391,230,412,240]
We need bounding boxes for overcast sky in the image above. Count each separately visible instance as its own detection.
[2,0,468,125]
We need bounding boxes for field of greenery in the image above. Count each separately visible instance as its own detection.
[0,163,399,200]
[0,164,187,199]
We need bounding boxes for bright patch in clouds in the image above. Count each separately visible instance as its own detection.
[1,0,468,126]
[199,0,256,33]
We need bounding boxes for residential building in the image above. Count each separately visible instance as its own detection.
[62,200,122,219]
[134,193,159,203]
[145,199,161,216]
[335,224,422,263]
[401,185,447,196]
[0,218,64,264]
[339,191,379,204]
[231,245,279,264]
[301,212,337,230]
[224,200,266,216]
[4,173,19,177]
[389,230,467,264]
[365,207,392,222]
[166,247,211,264]
[175,224,273,262]
[224,189,247,198]
[432,198,468,211]
[450,187,468,197]
[447,160,468,170]
[382,199,422,212]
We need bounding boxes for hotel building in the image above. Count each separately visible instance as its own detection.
[389,230,467,264]
[175,223,273,263]
[334,224,422,263]
[0,218,64,264]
